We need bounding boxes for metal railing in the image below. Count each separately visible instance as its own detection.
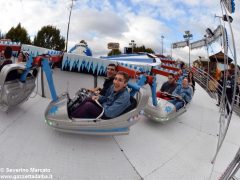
[192,67,240,116]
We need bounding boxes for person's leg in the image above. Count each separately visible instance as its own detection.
[174,101,184,110]
[71,100,102,118]
[168,99,176,105]
[168,99,183,111]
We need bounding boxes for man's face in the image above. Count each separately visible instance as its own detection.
[182,78,189,88]
[113,74,127,92]
[106,65,116,78]
[168,75,175,84]
[18,53,23,62]
[226,71,231,77]
[178,70,182,76]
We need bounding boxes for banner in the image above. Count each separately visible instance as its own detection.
[190,25,224,50]
[172,41,188,49]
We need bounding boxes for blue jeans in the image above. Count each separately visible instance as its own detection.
[168,99,184,111]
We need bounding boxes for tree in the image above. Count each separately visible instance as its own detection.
[108,49,122,56]
[134,45,154,54]
[5,23,31,44]
[33,25,65,51]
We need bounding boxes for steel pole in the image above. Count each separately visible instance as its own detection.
[188,39,190,68]
[65,0,74,52]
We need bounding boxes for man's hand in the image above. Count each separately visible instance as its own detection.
[162,91,167,95]
[92,95,99,101]
[175,95,182,100]
[88,87,100,92]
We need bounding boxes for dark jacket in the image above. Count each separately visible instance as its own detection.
[160,81,177,94]
[0,59,12,71]
[99,77,114,96]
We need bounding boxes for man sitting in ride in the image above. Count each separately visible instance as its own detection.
[70,71,131,119]
[168,78,193,111]
[90,63,117,96]
[176,69,185,86]
[156,73,177,99]
[68,64,117,113]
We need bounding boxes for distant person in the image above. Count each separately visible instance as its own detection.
[0,46,13,71]
[17,51,27,63]
[230,69,240,107]
[176,69,184,86]
[156,73,177,98]
[168,78,193,111]
[181,63,188,76]
[216,71,224,106]
[70,71,131,119]
[187,71,195,91]
[236,76,240,107]
[225,70,234,114]
[69,40,92,56]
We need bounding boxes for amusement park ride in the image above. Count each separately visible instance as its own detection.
[0,0,239,178]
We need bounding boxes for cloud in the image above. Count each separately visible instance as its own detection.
[0,0,239,64]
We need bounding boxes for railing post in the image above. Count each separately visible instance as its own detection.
[41,67,46,98]
[93,74,98,88]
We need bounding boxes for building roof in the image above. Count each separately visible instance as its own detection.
[209,51,233,63]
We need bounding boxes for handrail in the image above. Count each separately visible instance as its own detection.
[192,66,240,115]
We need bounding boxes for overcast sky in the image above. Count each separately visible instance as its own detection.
[0,0,239,64]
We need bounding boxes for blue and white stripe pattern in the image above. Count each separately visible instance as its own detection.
[21,44,61,57]
[0,41,21,45]
[62,52,116,75]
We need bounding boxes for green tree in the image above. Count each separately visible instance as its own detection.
[33,25,65,51]
[134,45,154,53]
[108,49,122,56]
[5,23,31,44]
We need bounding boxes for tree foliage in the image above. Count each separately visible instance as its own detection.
[108,49,122,56]
[33,25,65,51]
[5,23,31,44]
[134,45,154,54]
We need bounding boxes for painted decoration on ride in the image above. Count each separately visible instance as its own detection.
[62,52,116,75]
[68,42,92,56]
[157,98,176,115]
[48,105,58,115]
[0,41,21,58]
[116,61,152,73]
[21,44,62,57]
[0,41,21,45]
[100,54,155,73]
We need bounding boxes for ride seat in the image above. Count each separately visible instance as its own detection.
[5,69,20,81]
[122,96,137,114]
